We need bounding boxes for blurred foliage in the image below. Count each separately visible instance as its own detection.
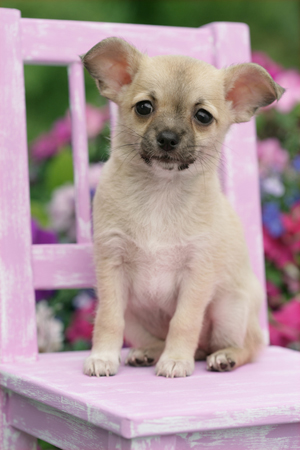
[257,104,300,160]
[44,147,74,191]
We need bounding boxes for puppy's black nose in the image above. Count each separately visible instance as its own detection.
[157,130,180,151]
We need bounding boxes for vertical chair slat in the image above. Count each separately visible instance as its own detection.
[68,62,92,243]
[0,8,38,362]
[211,23,268,342]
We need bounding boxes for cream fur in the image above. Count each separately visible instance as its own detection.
[82,38,284,377]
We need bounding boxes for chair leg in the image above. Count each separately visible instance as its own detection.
[0,388,37,450]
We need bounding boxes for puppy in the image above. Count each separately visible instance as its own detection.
[82,38,284,377]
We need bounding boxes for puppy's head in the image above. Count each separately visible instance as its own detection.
[82,38,284,173]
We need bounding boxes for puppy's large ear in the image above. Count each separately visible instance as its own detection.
[82,37,143,102]
[223,63,285,123]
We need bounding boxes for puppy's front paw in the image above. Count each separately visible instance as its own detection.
[83,353,120,377]
[206,350,236,372]
[155,357,195,378]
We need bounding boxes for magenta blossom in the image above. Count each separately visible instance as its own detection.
[65,298,96,344]
[31,105,109,160]
[282,202,300,234]
[269,298,300,347]
[31,116,71,161]
[263,227,294,269]
[281,202,300,254]
[252,51,283,80]
[252,51,300,113]
[266,280,282,309]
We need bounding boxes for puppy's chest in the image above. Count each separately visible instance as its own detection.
[127,239,189,310]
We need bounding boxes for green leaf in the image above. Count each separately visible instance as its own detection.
[30,200,50,227]
[44,147,74,192]
[72,339,91,351]
[265,260,284,287]
[37,439,61,450]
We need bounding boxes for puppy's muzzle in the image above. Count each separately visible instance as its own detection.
[157,130,180,152]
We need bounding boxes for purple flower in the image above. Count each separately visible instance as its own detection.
[31,219,58,245]
[292,155,300,172]
[262,202,285,238]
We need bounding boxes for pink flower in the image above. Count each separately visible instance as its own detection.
[275,70,300,113]
[252,51,283,80]
[31,105,109,160]
[257,138,289,176]
[31,116,71,160]
[282,202,300,234]
[263,227,294,268]
[266,280,283,309]
[269,298,300,347]
[252,52,300,113]
[86,105,110,139]
[65,299,96,344]
[267,281,281,298]
[281,202,300,254]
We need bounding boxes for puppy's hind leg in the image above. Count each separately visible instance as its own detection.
[207,289,263,372]
[124,309,165,367]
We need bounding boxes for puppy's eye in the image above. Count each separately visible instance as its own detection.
[194,108,213,125]
[135,101,153,116]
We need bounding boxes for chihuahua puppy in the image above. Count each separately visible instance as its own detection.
[82,38,284,377]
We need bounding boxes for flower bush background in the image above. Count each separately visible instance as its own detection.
[253,52,300,351]
[29,51,300,355]
[31,105,110,352]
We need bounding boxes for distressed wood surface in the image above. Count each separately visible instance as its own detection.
[20,18,214,65]
[31,244,95,289]
[0,8,38,363]
[0,389,37,450]
[8,392,300,450]
[0,346,299,441]
[0,10,38,447]
[68,62,92,244]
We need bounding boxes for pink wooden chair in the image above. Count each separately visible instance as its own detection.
[0,8,299,450]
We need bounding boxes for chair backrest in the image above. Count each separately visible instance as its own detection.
[0,8,268,363]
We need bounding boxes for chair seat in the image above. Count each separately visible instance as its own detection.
[0,346,299,440]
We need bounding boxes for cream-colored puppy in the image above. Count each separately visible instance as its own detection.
[82,38,284,377]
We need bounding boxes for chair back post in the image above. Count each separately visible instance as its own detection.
[68,61,92,244]
[210,22,268,343]
[0,8,38,363]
